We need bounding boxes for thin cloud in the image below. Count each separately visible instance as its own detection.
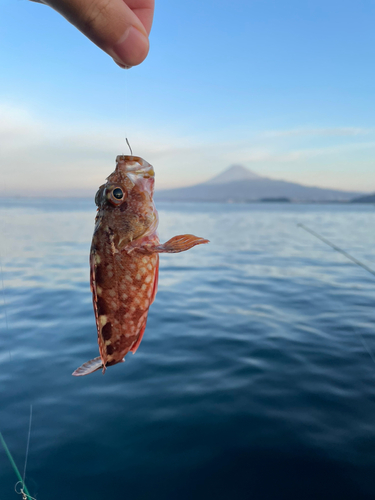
[0,103,374,194]
[262,127,372,138]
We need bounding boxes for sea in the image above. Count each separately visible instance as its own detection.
[0,199,375,500]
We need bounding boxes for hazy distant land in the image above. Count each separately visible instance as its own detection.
[156,165,370,203]
[351,193,375,203]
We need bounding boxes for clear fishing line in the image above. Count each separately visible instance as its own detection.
[0,430,34,500]
[123,68,129,154]
[0,173,11,362]
[298,223,375,277]
[23,405,33,489]
[0,150,35,499]
[0,247,9,332]
[298,222,375,366]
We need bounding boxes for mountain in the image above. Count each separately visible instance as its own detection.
[155,164,364,203]
[351,193,375,203]
[206,164,261,184]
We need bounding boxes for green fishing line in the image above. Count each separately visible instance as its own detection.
[0,431,32,499]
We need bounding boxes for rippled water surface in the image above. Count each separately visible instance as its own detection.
[1,200,375,499]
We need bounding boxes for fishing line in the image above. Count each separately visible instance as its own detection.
[297,223,375,277]
[0,182,11,362]
[126,137,133,155]
[14,481,37,500]
[298,222,375,365]
[0,432,34,500]
[23,405,33,488]
[123,68,129,154]
[0,251,9,331]
[0,405,35,500]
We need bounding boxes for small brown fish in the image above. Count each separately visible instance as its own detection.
[73,155,209,376]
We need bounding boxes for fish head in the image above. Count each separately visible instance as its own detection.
[95,155,158,245]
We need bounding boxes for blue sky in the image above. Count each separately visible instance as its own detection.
[1,0,375,195]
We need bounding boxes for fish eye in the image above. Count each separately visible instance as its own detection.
[107,186,126,206]
[112,188,123,200]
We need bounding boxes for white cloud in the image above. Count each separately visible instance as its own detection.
[261,127,373,138]
[0,103,44,148]
[0,103,192,194]
[0,103,374,195]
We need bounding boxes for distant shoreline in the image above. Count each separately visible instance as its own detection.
[0,196,374,205]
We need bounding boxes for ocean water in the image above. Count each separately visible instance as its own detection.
[0,200,375,500]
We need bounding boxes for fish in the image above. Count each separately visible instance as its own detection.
[73,155,209,376]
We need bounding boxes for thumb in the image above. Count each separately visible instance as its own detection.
[42,0,150,67]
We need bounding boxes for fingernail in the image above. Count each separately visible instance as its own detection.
[112,26,149,67]
[114,60,132,69]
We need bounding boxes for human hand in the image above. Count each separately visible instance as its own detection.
[30,0,154,68]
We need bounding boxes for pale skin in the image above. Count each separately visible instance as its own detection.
[29,0,155,68]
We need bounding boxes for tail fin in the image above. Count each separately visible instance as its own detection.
[72,357,103,376]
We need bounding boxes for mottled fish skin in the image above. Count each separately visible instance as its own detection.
[90,232,159,369]
[73,155,209,376]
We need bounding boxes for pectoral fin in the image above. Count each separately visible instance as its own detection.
[147,235,209,254]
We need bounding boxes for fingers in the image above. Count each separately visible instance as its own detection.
[125,0,154,35]
[41,0,155,67]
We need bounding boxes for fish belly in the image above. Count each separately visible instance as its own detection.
[92,239,158,367]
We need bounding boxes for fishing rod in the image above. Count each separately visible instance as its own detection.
[297,223,375,278]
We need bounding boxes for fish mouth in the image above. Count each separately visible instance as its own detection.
[115,155,155,179]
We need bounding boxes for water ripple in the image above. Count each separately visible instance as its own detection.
[1,201,375,499]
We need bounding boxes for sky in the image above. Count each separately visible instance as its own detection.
[1,0,375,195]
